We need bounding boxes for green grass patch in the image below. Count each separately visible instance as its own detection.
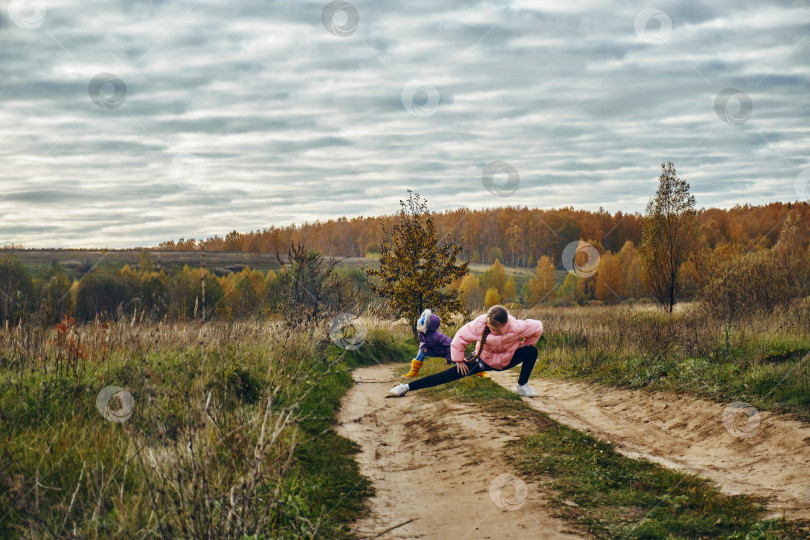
[283,328,413,536]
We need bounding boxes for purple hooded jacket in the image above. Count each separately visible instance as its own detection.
[418,313,452,363]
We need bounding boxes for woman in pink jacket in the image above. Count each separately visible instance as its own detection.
[389,305,542,398]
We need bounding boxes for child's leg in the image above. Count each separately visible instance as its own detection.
[425,348,453,366]
[420,347,453,366]
[405,361,481,391]
[403,348,428,378]
[421,347,448,359]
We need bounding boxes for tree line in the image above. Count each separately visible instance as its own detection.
[360,164,809,346]
[0,246,368,326]
[156,200,809,268]
[450,164,809,315]
[3,163,808,327]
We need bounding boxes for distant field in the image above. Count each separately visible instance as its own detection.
[468,263,569,288]
[1,249,371,280]
[468,263,534,277]
[4,249,563,287]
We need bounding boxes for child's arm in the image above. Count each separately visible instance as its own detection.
[437,332,453,362]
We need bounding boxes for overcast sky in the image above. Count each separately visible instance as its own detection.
[1,0,809,248]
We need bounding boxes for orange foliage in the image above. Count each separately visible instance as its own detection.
[155,203,809,271]
[49,315,88,375]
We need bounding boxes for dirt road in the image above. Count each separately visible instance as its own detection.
[337,364,810,538]
[336,363,589,539]
[487,370,810,520]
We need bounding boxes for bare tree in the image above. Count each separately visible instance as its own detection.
[276,242,358,325]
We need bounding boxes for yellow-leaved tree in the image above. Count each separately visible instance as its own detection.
[594,252,623,303]
[503,276,517,303]
[481,259,507,292]
[524,255,556,306]
[366,191,469,336]
[617,241,644,299]
[484,287,501,309]
[458,274,483,310]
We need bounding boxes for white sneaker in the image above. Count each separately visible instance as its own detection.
[515,383,538,397]
[389,383,410,397]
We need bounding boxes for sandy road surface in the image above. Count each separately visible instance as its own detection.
[337,363,590,539]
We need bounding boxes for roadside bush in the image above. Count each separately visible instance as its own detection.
[35,264,71,325]
[74,269,138,321]
[0,254,35,325]
[696,216,809,350]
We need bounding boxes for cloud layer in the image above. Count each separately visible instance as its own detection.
[1,0,809,247]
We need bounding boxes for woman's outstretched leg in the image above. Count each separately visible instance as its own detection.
[389,361,482,396]
[406,361,481,391]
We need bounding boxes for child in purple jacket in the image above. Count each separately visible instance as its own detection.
[402,309,488,379]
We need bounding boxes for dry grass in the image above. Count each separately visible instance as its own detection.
[508,301,810,419]
[0,317,408,538]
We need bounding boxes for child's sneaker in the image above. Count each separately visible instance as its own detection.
[389,383,410,397]
[514,383,538,397]
[475,371,489,378]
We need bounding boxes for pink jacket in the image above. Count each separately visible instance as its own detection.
[450,314,544,369]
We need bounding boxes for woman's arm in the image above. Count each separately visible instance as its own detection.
[450,317,483,362]
[513,319,544,347]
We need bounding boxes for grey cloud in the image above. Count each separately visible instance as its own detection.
[4,190,102,204]
[1,0,808,247]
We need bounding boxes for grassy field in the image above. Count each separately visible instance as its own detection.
[1,249,372,280]
[0,317,410,538]
[2,297,809,537]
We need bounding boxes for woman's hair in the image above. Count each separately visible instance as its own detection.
[472,305,509,361]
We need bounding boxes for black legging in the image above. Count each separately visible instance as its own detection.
[407,346,538,391]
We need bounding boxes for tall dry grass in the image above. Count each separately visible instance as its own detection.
[510,300,810,418]
[0,317,409,538]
